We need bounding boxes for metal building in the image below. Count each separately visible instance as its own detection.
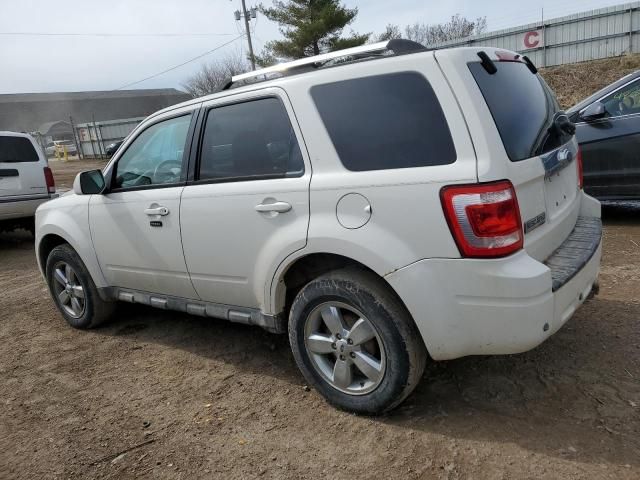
[428,2,640,68]
[74,117,145,159]
[0,88,190,133]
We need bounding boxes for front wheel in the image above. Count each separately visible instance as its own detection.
[45,244,115,329]
[288,267,427,414]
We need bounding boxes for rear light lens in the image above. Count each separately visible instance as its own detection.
[576,147,583,189]
[441,180,523,258]
[43,166,56,194]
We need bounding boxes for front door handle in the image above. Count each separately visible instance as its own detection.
[255,201,292,213]
[144,206,170,216]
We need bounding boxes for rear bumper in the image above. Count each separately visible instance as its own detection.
[386,192,602,361]
[0,194,56,221]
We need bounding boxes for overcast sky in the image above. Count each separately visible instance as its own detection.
[0,0,629,94]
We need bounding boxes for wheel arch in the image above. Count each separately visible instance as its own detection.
[36,220,108,290]
[37,233,69,274]
[270,251,424,347]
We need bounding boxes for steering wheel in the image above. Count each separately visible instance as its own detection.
[153,160,182,183]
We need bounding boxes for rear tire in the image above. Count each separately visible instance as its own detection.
[45,244,114,329]
[288,267,427,414]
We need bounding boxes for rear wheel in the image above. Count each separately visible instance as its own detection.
[288,267,427,414]
[45,244,114,329]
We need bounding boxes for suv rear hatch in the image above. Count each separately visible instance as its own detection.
[435,48,582,262]
[0,134,48,198]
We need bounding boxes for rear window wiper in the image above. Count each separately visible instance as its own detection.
[532,111,576,157]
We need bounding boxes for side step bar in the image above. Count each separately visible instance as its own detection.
[102,287,285,334]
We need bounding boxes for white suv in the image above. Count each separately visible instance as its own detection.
[35,41,602,414]
[1,131,56,234]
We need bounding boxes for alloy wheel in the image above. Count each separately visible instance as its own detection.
[304,301,386,395]
[51,261,86,318]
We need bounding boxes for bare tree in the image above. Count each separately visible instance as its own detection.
[182,51,250,97]
[375,24,402,42]
[404,14,487,46]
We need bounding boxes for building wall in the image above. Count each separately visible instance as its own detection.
[0,90,190,132]
[428,2,640,68]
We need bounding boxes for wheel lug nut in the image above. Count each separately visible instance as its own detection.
[347,339,353,345]
[335,333,341,340]
[339,355,345,361]
[349,352,356,359]
[331,343,337,350]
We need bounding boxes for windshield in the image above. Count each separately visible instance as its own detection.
[469,61,570,161]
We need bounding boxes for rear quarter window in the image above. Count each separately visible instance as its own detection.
[310,72,456,171]
[0,136,39,163]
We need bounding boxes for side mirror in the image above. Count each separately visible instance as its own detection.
[73,169,106,195]
[581,101,606,121]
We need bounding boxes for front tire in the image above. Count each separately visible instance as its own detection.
[45,244,114,329]
[288,267,427,414]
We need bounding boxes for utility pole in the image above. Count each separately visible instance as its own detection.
[234,0,257,70]
[541,7,546,68]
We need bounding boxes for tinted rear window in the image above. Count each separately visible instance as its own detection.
[199,97,304,181]
[310,72,456,171]
[469,61,566,161]
[0,136,39,163]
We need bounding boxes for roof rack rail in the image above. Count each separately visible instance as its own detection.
[224,39,425,90]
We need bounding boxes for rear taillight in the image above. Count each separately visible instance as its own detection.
[43,166,55,194]
[576,147,583,189]
[440,180,523,258]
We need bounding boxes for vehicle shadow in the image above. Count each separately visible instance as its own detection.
[94,295,639,468]
[95,302,302,383]
[602,200,640,224]
[0,229,34,248]
[384,295,640,467]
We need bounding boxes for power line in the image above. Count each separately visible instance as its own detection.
[0,32,237,37]
[114,34,245,90]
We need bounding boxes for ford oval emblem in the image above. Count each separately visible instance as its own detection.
[557,148,570,162]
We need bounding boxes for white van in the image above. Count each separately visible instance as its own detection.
[1,131,56,234]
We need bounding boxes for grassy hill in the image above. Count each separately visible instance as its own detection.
[539,54,640,110]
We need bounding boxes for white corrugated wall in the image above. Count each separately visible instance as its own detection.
[428,2,640,68]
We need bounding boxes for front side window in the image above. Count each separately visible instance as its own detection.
[0,136,39,163]
[114,114,191,189]
[601,79,640,117]
[310,72,456,171]
[198,97,304,181]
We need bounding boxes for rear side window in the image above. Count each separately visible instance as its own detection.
[0,136,39,163]
[199,97,304,181]
[310,72,456,171]
[469,61,566,161]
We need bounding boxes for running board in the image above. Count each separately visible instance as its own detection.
[104,287,285,334]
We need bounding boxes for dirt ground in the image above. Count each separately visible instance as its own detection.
[0,161,638,479]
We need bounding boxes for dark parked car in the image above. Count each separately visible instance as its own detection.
[568,71,640,200]
[105,140,123,157]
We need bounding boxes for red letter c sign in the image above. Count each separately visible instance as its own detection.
[524,31,540,49]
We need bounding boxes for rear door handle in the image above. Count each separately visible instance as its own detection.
[255,201,292,213]
[144,206,170,216]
